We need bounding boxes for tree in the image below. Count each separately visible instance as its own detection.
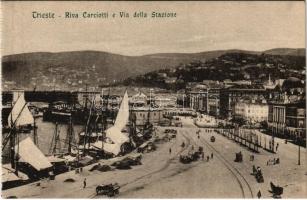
[230,117,247,127]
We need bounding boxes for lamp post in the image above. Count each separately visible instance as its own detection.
[297,135,301,165]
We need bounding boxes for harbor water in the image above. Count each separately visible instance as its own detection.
[2,117,84,163]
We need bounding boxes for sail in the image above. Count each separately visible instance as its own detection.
[105,91,129,142]
[92,141,122,155]
[114,91,129,130]
[8,95,34,127]
[16,137,52,171]
[102,91,130,155]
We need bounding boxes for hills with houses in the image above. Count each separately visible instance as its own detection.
[1,48,305,91]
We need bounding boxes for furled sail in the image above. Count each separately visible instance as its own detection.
[8,95,34,127]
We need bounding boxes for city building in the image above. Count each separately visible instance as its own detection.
[207,82,224,117]
[154,93,177,108]
[130,107,164,126]
[130,92,148,107]
[220,84,266,119]
[285,100,306,140]
[186,81,224,116]
[267,77,306,140]
[234,98,268,124]
[187,83,208,113]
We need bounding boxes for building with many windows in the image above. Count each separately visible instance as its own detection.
[285,100,306,140]
[220,84,266,119]
[187,84,208,113]
[130,107,164,126]
[233,98,268,124]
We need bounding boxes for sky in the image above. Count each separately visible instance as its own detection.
[2,1,305,56]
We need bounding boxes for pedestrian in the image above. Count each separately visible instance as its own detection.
[257,190,262,199]
[276,143,279,152]
[276,157,280,164]
[169,148,172,154]
[80,167,83,172]
[211,153,213,159]
[207,156,209,161]
[83,178,87,188]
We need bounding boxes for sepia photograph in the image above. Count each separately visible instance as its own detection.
[1,1,306,198]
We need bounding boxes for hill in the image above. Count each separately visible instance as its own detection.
[264,48,305,56]
[122,50,306,90]
[2,48,305,90]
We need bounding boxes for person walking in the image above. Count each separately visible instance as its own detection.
[169,148,172,154]
[83,178,87,189]
[257,190,262,199]
[211,153,213,159]
[276,143,279,152]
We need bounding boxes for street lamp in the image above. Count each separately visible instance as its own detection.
[297,134,301,165]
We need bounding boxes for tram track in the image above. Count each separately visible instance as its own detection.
[199,133,254,198]
[89,129,192,198]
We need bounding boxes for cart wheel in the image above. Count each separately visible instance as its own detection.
[108,192,114,197]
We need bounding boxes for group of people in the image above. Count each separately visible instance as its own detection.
[267,157,280,165]
[202,152,213,161]
[269,141,280,152]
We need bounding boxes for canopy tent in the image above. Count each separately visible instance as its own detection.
[8,95,34,127]
[16,137,52,171]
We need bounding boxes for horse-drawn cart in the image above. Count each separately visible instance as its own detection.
[270,182,283,198]
[96,183,120,197]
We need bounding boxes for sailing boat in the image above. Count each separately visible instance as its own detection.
[92,91,132,156]
[2,94,52,180]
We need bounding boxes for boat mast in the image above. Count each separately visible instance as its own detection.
[68,114,73,154]
[33,86,38,146]
[49,122,61,155]
[9,113,16,170]
[33,117,38,146]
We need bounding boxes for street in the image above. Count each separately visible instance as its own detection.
[2,117,306,198]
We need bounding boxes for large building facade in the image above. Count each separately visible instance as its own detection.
[220,85,266,119]
[234,100,268,124]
